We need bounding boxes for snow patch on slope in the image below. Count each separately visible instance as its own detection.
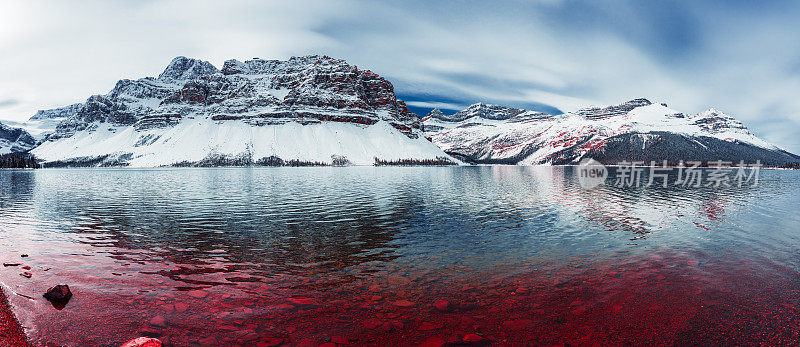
[32,119,450,167]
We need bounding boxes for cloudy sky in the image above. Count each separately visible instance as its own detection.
[2,0,800,152]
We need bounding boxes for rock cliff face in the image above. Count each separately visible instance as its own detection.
[574,98,653,120]
[30,103,84,121]
[32,55,451,167]
[0,122,36,154]
[423,99,800,166]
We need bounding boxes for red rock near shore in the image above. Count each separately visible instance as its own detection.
[43,284,72,303]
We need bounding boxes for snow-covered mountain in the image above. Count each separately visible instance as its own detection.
[423,99,800,166]
[31,55,453,167]
[0,122,36,154]
[2,103,81,142]
[30,103,84,121]
[422,104,551,134]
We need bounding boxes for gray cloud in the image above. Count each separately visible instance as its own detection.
[0,99,19,108]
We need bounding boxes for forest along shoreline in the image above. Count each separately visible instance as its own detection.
[0,288,31,346]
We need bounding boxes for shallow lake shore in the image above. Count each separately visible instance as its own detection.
[0,288,30,347]
[2,167,800,345]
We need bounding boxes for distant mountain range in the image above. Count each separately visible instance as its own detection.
[0,55,797,167]
[422,99,800,166]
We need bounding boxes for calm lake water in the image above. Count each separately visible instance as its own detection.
[1,167,799,346]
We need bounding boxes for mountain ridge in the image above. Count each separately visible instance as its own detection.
[30,55,453,167]
[10,55,800,167]
[423,98,800,166]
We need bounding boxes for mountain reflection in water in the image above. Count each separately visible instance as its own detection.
[1,167,799,346]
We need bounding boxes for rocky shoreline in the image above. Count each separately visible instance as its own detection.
[0,288,30,347]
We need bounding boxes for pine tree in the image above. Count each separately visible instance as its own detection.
[0,152,41,168]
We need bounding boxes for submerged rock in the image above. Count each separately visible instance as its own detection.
[257,337,284,347]
[420,336,446,347]
[502,318,533,330]
[463,333,487,343]
[433,299,450,312]
[287,297,319,306]
[120,337,162,347]
[43,284,72,303]
[186,289,208,299]
[148,315,168,328]
[331,336,349,344]
[392,299,415,307]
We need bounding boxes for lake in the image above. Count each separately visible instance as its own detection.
[1,167,799,346]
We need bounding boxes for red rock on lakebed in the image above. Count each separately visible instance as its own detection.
[287,297,320,305]
[149,315,168,328]
[433,299,450,312]
[119,337,162,347]
[392,299,415,307]
[420,336,446,347]
[186,290,208,299]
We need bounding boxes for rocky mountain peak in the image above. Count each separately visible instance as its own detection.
[575,98,652,120]
[451,103,528,121]
[30,103,84,121]
[32,54,450,166]
[40,54,427,145]
[696,108,727,118]
[428,103,529,122]
[158,56,219,81]
[692,108,747,133]
[424,108,446,120]
[624,98,652,106]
